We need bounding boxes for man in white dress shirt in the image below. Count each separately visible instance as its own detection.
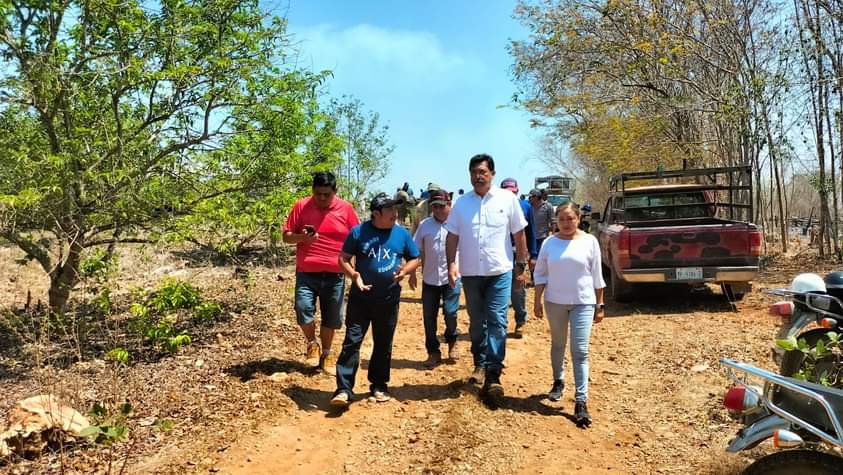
[445,154,528,399]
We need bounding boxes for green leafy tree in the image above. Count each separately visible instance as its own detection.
[328,95,395,209]
[0,0,339,312]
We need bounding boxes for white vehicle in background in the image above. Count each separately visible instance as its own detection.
[534,175,574,211]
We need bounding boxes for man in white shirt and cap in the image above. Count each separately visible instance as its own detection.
[410,189,460,367]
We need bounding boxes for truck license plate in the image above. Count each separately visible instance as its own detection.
[675,267,703,280]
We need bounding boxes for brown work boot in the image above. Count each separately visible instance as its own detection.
[320,350,337,376]
[305,341,321,367]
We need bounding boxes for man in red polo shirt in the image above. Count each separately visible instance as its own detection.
[283,171,359,374]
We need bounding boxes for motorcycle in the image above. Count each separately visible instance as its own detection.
[766,272,843,374]
[721,358,843,474]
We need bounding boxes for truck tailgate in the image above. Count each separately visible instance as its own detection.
[627,223,759,268]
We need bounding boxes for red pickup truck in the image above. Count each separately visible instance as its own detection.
[594,166,763,302]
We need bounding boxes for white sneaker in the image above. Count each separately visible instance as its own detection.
[330,392,349,407]
[372,389,391,403]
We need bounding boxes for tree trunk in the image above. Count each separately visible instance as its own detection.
[774,155,787,253]
[48,239,83,314]
[824,76,840,256]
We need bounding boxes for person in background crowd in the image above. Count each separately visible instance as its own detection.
[533,202,605,427]
[331,193,420,407]
[445,154,528,400]
[500,178,537,338]
[410,189,461,367]
[578,204,593,233]
[529,188,554,253]
[528,188,554,289]
[394,185,414,228]
[283,171,359,375]
[412,183,442,234]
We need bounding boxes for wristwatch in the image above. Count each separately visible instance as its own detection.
[515,261,528,274]
[596,303,605,310]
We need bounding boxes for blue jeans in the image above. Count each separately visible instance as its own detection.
[545,302,594,402]
[421,280,461,355]
[335,295,399,396]
[294,272,345,329]
[461,271,512,374]
[511,265,527,325]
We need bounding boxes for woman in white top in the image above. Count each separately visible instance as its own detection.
[533,202,606,426]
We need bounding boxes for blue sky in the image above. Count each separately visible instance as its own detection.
[277,0,554,196]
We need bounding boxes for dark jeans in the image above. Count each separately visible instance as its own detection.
[461,271,512,374]
[421,280,461,355]
[511,266,527,325]
[335,295,399,396]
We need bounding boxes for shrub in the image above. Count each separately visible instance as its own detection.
[148,278,202,313]
[776,332,843,387]
[127,279,221,354]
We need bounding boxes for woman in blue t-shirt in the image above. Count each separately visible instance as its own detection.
[533,202,606,426]
[330,193,420,408]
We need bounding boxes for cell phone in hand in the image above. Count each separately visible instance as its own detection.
[303,225,316,235]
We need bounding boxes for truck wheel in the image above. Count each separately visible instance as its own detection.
[610,267,633,303]
[743,449,843,475]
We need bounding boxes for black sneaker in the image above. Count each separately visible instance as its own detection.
[548,380,564,401]
[513,323,525,339]
[423,352,442,368]
[574,401,591,426]
[481,371,504,398]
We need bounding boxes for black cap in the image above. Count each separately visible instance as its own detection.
[370,192,402,211]
[529,188,542,198]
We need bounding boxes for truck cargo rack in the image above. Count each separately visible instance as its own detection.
[608,165,753,223]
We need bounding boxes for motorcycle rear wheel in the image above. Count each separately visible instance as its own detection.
[743,449,843,475]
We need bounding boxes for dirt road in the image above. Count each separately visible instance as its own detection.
[0,246,804,474]
[202,284,777,475]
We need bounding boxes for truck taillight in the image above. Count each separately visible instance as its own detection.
[618,229,631,268]
[749,232,763,256]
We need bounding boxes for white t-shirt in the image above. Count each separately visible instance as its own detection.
[445,186,528,276]
[533,233,607,305]
[413,216,451,286]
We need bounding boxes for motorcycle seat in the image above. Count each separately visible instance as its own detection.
[772,378,843,438]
